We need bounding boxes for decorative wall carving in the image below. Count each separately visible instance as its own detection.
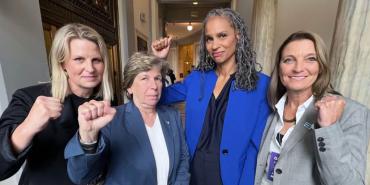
[39,0,118,45]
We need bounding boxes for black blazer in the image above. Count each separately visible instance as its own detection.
[0,83,94,185]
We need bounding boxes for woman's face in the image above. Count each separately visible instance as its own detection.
[279,39,320,95]
[205,16,238,65]
[128,67,163,110]
[63,39,104,97]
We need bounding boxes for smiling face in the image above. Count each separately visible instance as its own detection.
[205,16,238,66]
[279,39,320,96]
[128,67,163,110]
[62,39,104,97]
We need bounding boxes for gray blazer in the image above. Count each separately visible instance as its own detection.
[255,98,370,185]
[65,101,190,185]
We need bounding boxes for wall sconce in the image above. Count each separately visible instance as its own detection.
[139,12,146,22]
[187,22,193,31]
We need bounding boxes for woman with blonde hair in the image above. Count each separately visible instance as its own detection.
[65,53,189,185]
[0,23,113,185]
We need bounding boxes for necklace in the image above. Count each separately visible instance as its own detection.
[283,116,296,123]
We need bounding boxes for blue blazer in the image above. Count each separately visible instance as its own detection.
[161,70,271,185]
[64,101,190,185]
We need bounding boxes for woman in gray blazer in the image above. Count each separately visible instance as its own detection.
[254,31,370,185]
[65,53,190,185]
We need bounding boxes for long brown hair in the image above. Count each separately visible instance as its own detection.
[268,31,334,110]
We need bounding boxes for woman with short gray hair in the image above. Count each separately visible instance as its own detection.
[65,52,190,185]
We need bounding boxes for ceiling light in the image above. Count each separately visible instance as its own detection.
[187,22,193,31]
[193,1,198,5]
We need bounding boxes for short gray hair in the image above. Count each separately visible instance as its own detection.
[122,52,168,100]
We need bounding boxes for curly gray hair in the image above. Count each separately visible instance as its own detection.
[197,8,261,90]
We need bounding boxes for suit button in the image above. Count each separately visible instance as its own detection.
[318,142,325,147]
[222,149,229,155]
[275,168,282,174]
[317,137,324,142]
[319,147,326,152]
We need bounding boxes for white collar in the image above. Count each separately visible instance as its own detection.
[275,93,314,125]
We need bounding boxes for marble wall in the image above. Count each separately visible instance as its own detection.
[329,0,370,183]
[330,0,370,108]
[251,0,277,75]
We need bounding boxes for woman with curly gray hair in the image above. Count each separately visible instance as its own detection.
[153,8,271,185]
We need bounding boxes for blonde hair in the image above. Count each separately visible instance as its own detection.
[50,23,113,102]
[268,31,333,110]
[122,52,168,100]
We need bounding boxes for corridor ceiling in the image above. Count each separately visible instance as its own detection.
[159,0,231,39]
[159,0,230,22]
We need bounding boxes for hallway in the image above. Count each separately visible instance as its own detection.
[1,0,370,184]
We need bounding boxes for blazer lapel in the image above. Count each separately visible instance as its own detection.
[257,113,279,169]
[280,102,317,155]
[157,107,175,179]
[124,102,157,177]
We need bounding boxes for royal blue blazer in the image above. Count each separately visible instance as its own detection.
[161,70,271,185]
[65,101,190,185]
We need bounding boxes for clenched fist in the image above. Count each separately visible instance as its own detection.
[315,95,346,127]
[11,96,62,153]
[78,100,116,143]
[24,96,63,133]
[151,37,172,59]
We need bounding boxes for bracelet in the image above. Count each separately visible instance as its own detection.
[79,140,98,154]
[78,133,98,154]
[79,139,98,145]
[78,132,98,145]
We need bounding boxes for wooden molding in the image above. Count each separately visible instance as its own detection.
[39,0,118,45]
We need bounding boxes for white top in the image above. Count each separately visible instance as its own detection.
[261,94,313,184]
[145,114,170,185]
[165,75,172,87]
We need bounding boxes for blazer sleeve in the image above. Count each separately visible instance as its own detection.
[239,94,271,185]
[251,73,271,150]
[173,110,190,185]
[313,100,370,185]
[251,98,271,150]
[0,89,35,180]
[65,131,110,185]
[160,73,195,105]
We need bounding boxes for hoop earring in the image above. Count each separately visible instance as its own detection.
[126,91,133,98]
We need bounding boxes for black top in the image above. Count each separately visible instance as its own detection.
[0,83,97,185]
[190,75,234,185]
[276,133,284,146]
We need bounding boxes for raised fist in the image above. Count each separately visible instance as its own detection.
[78,100,116,143]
